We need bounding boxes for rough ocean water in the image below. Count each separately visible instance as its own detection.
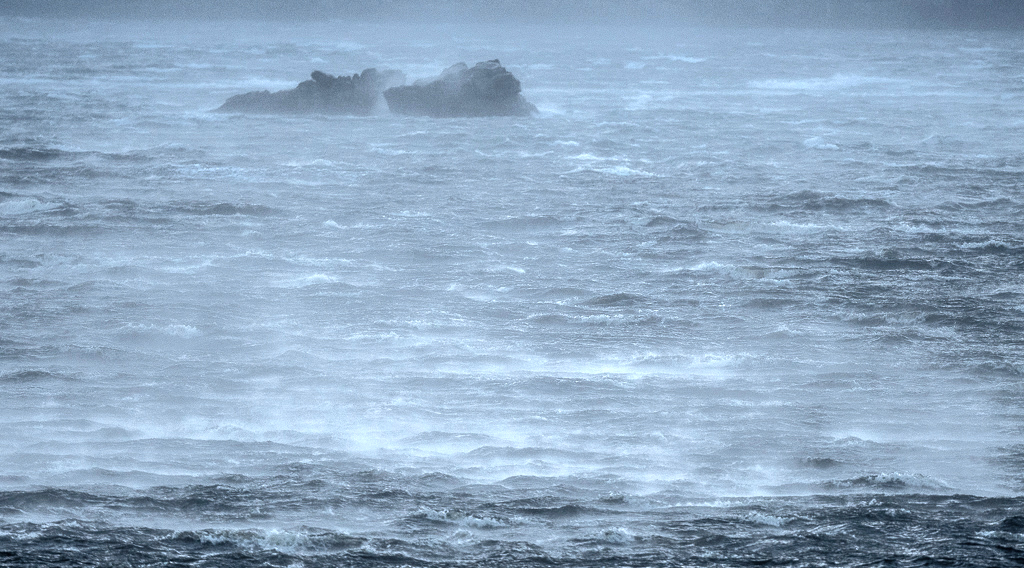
[1,19,1023,567]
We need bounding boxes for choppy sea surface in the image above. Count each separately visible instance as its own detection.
[1,19,1023,566]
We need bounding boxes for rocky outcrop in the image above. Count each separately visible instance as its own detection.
[217,68,405,115]
[217,61,536,118]
[383,60,537,118]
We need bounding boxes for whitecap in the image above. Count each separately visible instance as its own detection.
[571,153,615,161]
[745,511,787,527]
[625,93,653,110]
[750,74,894,91]
[0,197,60,216]
[284,158,335,167]
[564,165,655,177]
[803,136,839,150]
[598,165,655,177]
[770,220,833,232]
[273,273,339,288]
[163,324,200,338]
[496,266,525,274]
[643,55,706,63]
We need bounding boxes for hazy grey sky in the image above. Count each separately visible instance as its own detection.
[0,0,1022,28]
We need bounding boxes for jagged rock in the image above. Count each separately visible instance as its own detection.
[383,60,537,118]
[217,68,405,115]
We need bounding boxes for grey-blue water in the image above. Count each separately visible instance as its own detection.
[1,19,1023,566]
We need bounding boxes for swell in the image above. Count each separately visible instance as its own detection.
[1,494,1022,567]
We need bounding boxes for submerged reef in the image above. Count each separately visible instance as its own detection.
[218,61,536,118]
[217,68,405,115]
[383,60,537,118]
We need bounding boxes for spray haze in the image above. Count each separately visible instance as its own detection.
[1,1,1023,566]
[2,0,1024,27]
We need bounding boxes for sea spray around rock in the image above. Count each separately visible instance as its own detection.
[217,60,536,117]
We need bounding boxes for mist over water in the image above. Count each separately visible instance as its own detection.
[4,1,1024,28]
[1,17,1023,566]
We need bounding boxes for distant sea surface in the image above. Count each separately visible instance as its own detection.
[1,20,1023,566]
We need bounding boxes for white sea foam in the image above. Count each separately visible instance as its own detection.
[751,74,896,91]
[745,511,787,527]
[284,159,336,167]
[273,273,339,288]
[643,55,706,63]
[803,136,839,150]
[0,197,59,215]
[564,165,655,177]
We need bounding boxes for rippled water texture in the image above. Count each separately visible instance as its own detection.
[1,20,1023,566]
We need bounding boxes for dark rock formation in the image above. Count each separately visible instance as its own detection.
[383,60,536,118]
[217,68,405,115]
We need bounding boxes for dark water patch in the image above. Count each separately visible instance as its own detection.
[173,202,281,217]
[411,473,466,491]
[1,495,1024,567]
[101,198,140,213]
[357,488,416,506]
[0,369,75,383]
[802,457,843,470]
[89,427,138,440]
[43,204,80,217]
[0,222,103,236]
[647,217,709,242]
[583,293,649,307]
[525,313,573,326]
[769,190,893,213]
[87,199,182,226]
[991,290,1022,300]
[832,256,942,271]
[664,222,709,240]
[948,240,1024,262]
[346,469,405,486]
[534,287,589,301]
[480,215,565,234]
[516,503,599,520]
[938,197,1018,212]
[743,297,801,309]
[98,150,155,163]
[0,255,42,269]
[645,215,681,227]
[935,312,1024,335]
[123,485,275,520]
[900,164,1024,182]
[961,240,1022,254]
[821,473,951,493]
[0,488,106,511]
[498,476,567,491]
[971,362,1023,378]
[993,446,1024,491]
[999,516,1024,533]
[0,147,72,161]
[6,277,64,288]
[0,522,336,568]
